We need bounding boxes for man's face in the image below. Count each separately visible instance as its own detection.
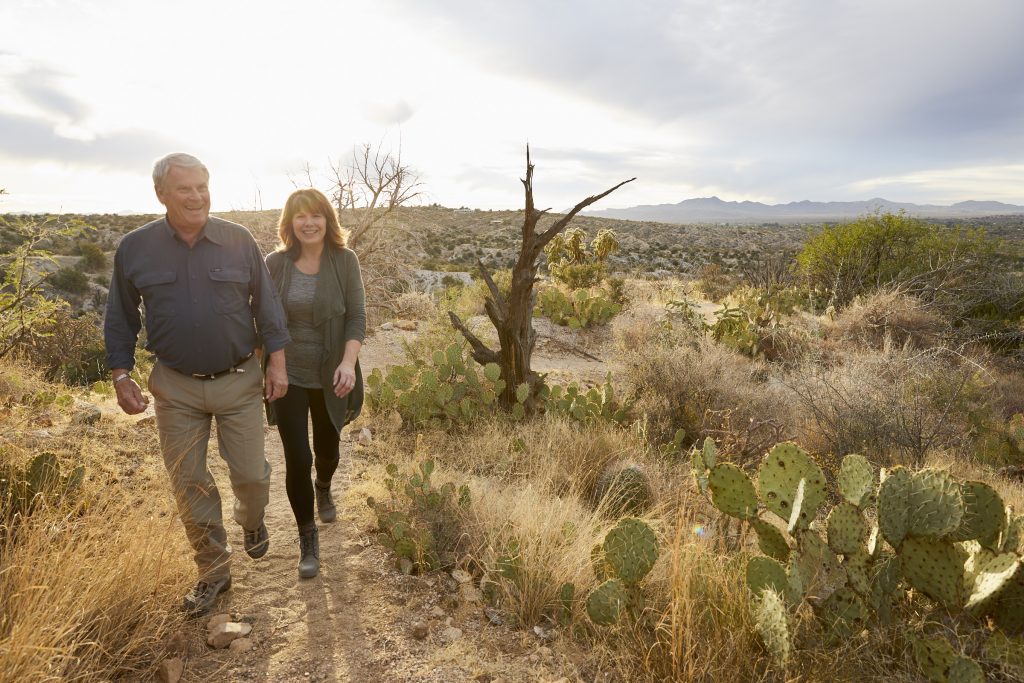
[155,164,210,232]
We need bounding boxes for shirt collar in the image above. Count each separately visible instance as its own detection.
[161,216,224,245]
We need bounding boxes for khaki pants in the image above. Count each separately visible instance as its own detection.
[148,354,270,581]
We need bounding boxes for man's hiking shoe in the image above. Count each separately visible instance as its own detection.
[298,526,320,579]
[315,482,337,523]
[244,522,270,559]
[183,576,232,616]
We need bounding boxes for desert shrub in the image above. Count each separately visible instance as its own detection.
[76,242,107,271]
[49,266,89,294]
[796,212,1024,349]
[618,337,794,463]
[827,289,949,350]
[393,291,435,320]
[693,263,733,302]
[785,346,992,467]
[17,310,107,384]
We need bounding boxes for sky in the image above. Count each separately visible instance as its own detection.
[1,0,1023,214]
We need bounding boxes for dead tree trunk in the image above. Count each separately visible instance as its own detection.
[448,147,634,410]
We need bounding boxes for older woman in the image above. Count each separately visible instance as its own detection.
[265,188,366,578]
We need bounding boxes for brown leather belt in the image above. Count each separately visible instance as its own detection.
[180,351,255,380]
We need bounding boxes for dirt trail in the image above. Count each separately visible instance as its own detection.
[174,332,590,682]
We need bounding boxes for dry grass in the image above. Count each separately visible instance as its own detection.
[0,360,192,682]
[827,290,950,350]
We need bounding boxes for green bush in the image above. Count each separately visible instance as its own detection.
[49,267,89,294]
[76,242,107,271]
[544,227,619,289]
[536,285,621,329]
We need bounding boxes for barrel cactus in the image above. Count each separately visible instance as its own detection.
[593,462,654,517]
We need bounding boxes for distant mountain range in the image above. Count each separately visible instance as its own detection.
[584,197,1024,224]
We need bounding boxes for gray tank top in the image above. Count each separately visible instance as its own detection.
[284,269,323,388]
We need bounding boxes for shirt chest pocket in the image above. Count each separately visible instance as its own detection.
[134,270,178,315]
[209,268,250,314]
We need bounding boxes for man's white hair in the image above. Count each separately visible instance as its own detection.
[152,153,209,187]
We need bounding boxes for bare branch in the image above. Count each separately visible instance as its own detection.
[447,311,499,365]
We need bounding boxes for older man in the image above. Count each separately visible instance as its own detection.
[104,153,290,616]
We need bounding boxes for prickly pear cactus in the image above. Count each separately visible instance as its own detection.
[708,463,758,519]
[747,556,788,596]
[603,517,659,585]
[878,466,911,547]
[754,588,790,667]
[965,552,1021,614]
[826,502,868,555]
[900,536,967,607]
[838,454,875,508]
[758,443,827,527]
[749,518,791,562]
[913,636,956,683]
[586,579,628,625]
[950,481,1004,547]
[906,469,964,538]
[819,587,868,638]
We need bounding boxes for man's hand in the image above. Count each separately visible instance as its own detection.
[333,361,357,398]
[112,369,148,415]
[264,350,288,401]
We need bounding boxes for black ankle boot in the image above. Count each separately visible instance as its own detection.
[298,526,320,579]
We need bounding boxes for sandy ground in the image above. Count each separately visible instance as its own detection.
[169,327,602,682]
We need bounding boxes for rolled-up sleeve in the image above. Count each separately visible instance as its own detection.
[104,246,142,371]
[343,250,366,343]
[249,240,290,353]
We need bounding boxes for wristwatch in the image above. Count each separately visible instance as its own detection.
[113,373,131,384]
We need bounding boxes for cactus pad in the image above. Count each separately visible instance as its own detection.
[843,550,872,596]
[819,587,868,638]
[750,518,791,562]
[603,517,659,585]
[948,656,985,683]
[900,536,966,607]
[838,454,875,508]
[878,466,911,548]
[965,552,1021,613]
[691,448,709,494]
[990,578,1024,633]
[746,556,788,596]
[912,636,956,683]
[906,468,964,538]
[983,632,1024,680]
[702,437,717,469]
[826,502,868,555]
[792,532,845,601]
[708,463,758,520]
[754,588,790,666]
[950,481,1004,546]
[586,579,628,625]
[758,442,827,526]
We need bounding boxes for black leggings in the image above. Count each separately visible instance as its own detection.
[273,387,340,530]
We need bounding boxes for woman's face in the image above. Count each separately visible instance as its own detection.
[292,207,327,248]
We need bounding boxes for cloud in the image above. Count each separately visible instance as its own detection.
[0,109,180,170]
[385,0,1024,201]
[11,65,90,122]
[363,98,415,126]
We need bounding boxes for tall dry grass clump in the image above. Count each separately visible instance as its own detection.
[0,360,192,682]
[618,337,795,463]
[827,289,949,350]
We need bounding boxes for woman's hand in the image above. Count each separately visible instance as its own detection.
[333,361,357,397]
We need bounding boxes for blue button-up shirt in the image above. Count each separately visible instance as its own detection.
[104,216,290,375]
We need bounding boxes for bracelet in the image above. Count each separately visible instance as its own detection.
[113,373,131,384]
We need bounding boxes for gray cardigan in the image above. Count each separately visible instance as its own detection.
[264,246,366,432]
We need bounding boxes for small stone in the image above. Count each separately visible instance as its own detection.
[409,621,429,639]
[206,613,233,631]
[538,646,553,659]
[380,322,395,331]
[157,657,184,683]
[356,428,373,446]
[484,607,504,626]
[207,622,253,649]
[440,626,463,643]
[395,319,418,331]
[238,614,256,625]
[228,637,254,653]
[430,606,446,618]
[451,569,472,584]
[72,404,102,425]
[460,584,483,605]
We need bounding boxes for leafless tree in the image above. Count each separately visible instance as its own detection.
[448,147,634,410]
[328,141,422,258]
